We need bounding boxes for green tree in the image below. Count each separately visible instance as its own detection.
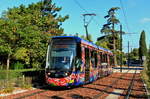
[139,30,147,61]
[96,41,109,49]
[96,34,120,50]
[0,19,20,70]
[147,45,150,71]
[148,45,150,59]
[100,7,120,65]
[0,1,69,69]
[41,0,69,35]
[129,48,139,60]
[96,35,111,49]
[80,34,93,42]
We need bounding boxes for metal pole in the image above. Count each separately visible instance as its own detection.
[128,41,130,68]
[83,15,89,40]
[82,13,96,41]
[120,25,122,72]
[84,25,89,40]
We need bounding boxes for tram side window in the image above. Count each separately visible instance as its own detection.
[94,52,98,68]
[91,51,97,68]
[103,54,105,63]
[77,44,81,58]
[107,55,110,65]
[98,52,101,65]
[85,48,90,67]
[105,54,108,63]
[100,52,103,63]
[110,55,114,66]
[109,55,111,65]
[102,54,105,63]
[91,51,94,67]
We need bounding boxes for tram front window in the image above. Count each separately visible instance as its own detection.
[50,48,74,71]
[46,38,76,78]
[47,42,76,70]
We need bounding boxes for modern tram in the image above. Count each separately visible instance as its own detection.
[45,36,114,87]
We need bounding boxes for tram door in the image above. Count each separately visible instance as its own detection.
[85,48,90,83]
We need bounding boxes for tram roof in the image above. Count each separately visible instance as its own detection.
[51,36,113,54]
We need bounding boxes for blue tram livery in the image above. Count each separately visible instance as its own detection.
[45,36,114,87]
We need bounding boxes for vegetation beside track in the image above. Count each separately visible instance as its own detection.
[141,59,150,97]
[0,69,45,94]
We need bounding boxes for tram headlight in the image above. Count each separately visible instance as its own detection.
[47,72,51,76]
[65,72,70,76]
[65,72,68,76]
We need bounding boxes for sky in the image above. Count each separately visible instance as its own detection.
[0,0,150,53]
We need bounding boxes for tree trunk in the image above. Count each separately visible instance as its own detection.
[6,54,10,70]
[113,33,117,66]
[112,23,117,66]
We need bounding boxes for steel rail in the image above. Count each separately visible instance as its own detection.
[124,68,137,99]
[93,70,130,99]
[14,90,47,99]
[142,76,150,99]
[14,85,71,99]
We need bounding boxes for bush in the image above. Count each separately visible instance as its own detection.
[13,62,24,69]
[0,65,4,70]
[147,60,150,71]
[142,60,150,94]
[0,80,14,93]
[0,69,45,93]
[1,87,14,93]
[0,70,22,80]
[21,84,32,89]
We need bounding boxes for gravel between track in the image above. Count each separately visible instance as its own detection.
[1,72,147,99]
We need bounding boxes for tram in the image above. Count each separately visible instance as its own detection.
[45,36,114,87]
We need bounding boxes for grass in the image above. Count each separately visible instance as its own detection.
[0,80,32,94]
[0,68,44,80]
[21,84,32,89]
[0,69,44,94]
[0,68,44,72]
[142,71,150,87]
[1,87,14,94]
[0,81,15,94]
[141,60,150,97]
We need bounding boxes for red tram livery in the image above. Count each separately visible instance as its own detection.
[45,36,114,87]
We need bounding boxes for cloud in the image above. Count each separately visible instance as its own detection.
[141,18,150,23]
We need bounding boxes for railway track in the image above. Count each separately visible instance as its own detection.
[124,68,137,99]
[13,86,73,99]
[118,68,148,99]
[123,69,148,99]
[3,69,148,99]
[54,70,131,99]
[3,73,127,99]
[92,70,130,99]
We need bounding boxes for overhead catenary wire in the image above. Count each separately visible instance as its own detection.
[119,0,130,33]
[119,0,140,53]
[72,0,100,27]
[73,0,88,13]
[119,0,129,49]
